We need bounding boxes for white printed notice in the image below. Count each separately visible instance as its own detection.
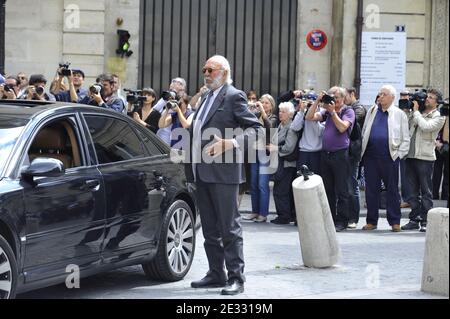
[360,32,406,107]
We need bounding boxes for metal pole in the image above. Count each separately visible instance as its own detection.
[354,0,364,98]
[0,0,6,75]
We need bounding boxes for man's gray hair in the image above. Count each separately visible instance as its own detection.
[172,77,187,90]
[210,55,233,85]
[380,84,397,99]
[328,86,347,98]
[278,101,296,117]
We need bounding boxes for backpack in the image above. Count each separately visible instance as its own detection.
[349,121,362,160]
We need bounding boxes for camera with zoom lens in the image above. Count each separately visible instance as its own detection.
[34,86,44,96]
[438,100,449,117]
[89,83,103,95]
[166,100,179,111]
[399,90,427,112]
[161,90,177,101]
[3,84,14,93]
[58,62,72,77]
[321,94,335,105]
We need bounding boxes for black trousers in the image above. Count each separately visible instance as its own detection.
[349,157,361,224]
[195,178,245,283]
[273,166,297,222]
[432,149,449,200]
[406,159,434,225]
[321,149,351,227]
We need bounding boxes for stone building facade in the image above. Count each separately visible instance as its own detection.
[4,0,449,97]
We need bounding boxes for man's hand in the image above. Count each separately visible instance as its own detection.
[92,92,104,105]
[413,100,420,112]
[205,135,234,157]
[324,101,336,114]
[317,91,327,103]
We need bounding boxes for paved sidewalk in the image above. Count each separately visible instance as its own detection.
[18,183,447,299]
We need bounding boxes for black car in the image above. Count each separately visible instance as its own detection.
[0,100,197,299]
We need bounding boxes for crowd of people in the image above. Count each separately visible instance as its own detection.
[1,66,448,235]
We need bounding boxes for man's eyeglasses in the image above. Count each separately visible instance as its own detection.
[202,67,222,74]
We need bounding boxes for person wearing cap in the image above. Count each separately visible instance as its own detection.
[51,67,88,103]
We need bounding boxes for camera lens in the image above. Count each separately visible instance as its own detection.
[35,86,44,95]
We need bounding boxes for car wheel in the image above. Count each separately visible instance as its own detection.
[0,235,18,299]
[142,200,196,282]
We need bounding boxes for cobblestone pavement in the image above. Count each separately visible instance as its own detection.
[19,211,446,299]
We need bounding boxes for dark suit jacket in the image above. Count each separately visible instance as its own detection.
[185,84,264,185]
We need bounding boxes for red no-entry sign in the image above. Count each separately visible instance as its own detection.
[306,29,328,51]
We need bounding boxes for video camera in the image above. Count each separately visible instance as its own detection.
[438,99,449,117]
[124,89,147,114]
[58,62,72,77]
[125,89,146,104]
[399,89,427,112]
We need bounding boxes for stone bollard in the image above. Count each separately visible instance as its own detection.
[292,169,340,268]
[421,208,449,296]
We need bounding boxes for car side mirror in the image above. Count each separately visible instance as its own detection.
[21,158,65,181]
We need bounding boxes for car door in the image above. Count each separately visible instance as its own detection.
[22,115,105,283]
[82,114,166,264]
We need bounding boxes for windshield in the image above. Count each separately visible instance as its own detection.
[0,117,29,175]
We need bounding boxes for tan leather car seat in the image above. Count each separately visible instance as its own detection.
[29,127,73,169]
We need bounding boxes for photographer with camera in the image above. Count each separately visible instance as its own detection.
[158,93,193,150]
[290,91,325,177]
[22,74,56,101]
[131,88,161,134]
[79,74,125,113]
[152,77,187,145]
[0,76,20,100]
[305,87,355,232]
[401,89,446,232]
[51,64,88,103]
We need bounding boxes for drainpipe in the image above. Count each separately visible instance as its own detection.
[0,0,6,75]
[354,0,364,97]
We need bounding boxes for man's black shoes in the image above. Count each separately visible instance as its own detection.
[221,279,244,296]
[401,221,420,231]
[191,276,226,289]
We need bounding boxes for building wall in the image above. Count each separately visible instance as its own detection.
[5,0,448,98]
[5,0,140,90]
[296,0,449,97]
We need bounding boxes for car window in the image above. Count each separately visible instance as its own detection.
[84,115,147,165]
[27,118,84,170]
[134,127,165,157]
[0,117,28,174]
